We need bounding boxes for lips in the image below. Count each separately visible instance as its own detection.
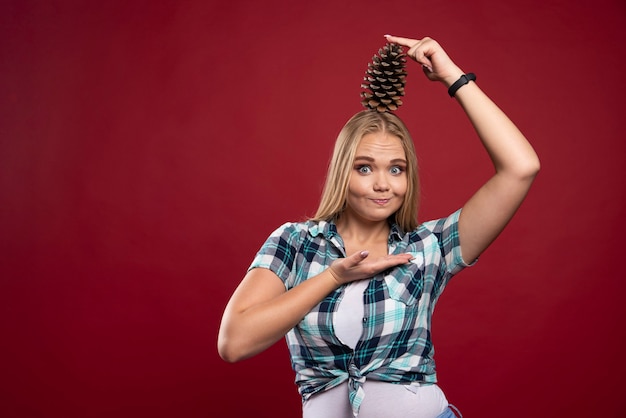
[371,198,391,205]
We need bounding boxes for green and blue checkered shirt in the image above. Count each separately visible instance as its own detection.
[249,209,473,416]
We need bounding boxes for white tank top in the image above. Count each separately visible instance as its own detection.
[302,280,449,417]
[334,280,369,348]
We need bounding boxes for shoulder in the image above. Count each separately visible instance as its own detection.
[398,209,462,246]
[251,219,328,272]
[264,219,328,243]
[417,209,462,236]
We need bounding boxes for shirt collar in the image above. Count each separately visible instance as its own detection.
[308,219,405,243]
[307,219,338,240]
[388,223,405,243]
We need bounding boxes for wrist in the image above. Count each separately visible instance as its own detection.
[326,266,342,287]
[447,73,476,97]
[441,67,465,88]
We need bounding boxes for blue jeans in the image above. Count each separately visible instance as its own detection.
[435,404,463,418]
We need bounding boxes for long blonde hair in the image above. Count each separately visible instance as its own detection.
[311,110,420,232]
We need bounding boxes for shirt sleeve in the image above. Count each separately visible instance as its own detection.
[247,222,301,287]
[421,208,477,276]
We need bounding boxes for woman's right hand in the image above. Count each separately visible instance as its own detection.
[218,250,414,362]
[328,250,414,285]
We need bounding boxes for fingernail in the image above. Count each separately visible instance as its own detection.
[384,34,392,38]
[360,250,369,258]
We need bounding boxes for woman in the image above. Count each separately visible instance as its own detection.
[218,35,540,418]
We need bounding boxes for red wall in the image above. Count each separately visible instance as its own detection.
[1,1,625,417]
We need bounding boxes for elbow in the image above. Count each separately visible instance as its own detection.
[507,154,541,182]
[217,335,246,363]
[527,145,541,177]
[218,311,249,363]
[218,349,241,364]
[218,329,259,363]
[529,149,541,174]
[218,310,266,362]
[217,337,231,362]
[523,156,541,180]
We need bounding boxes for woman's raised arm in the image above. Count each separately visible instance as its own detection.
[386,35,540,263]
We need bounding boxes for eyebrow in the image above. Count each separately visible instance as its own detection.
[354,156,407,165]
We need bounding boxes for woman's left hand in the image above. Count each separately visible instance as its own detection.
[384,35,463,87]
[383,36,540,265]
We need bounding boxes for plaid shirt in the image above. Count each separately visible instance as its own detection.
[249,209,473,416]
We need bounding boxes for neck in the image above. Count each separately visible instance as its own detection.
[335,215,390,245]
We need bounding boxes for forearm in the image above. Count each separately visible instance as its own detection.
[218,268,340,362]
[450,76,540,261]
[453,80,540,178]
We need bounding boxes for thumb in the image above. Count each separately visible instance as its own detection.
[346,250,369,266]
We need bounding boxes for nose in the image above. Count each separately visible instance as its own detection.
[373,173,390,191]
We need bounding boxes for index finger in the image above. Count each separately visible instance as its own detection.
[384,34,418,48]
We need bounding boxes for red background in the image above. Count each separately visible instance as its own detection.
[1,1,625,417]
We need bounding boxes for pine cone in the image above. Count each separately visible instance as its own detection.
[360,43,407,113]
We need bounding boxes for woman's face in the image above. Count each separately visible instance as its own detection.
[343,132,407,225]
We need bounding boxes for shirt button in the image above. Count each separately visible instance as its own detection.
[362,317,367,323]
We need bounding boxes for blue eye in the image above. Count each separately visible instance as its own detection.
[390,166,405,175]
[356,165,372,174]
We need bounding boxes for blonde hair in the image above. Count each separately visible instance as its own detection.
[311,110,420,232]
